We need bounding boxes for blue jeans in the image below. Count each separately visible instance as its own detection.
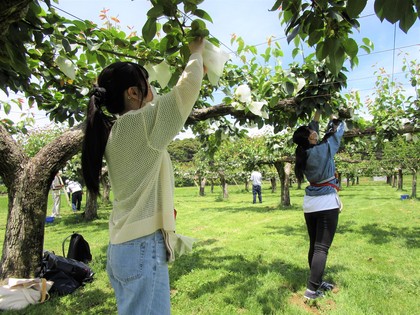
[106,230,170,315]
[252,185,262,203]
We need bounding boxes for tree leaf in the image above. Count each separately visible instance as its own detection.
[374,0,386,21]
[398,9,417,33]
[343,38,358,58]
[269,0,283,11]
[62,38,72,53]
[346,0,367,18]
[142,18,157,43]
[147,5,164,18]
[315,42,328,61]
[193,9,213,23]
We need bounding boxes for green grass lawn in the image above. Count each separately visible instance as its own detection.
[0,179,419,314]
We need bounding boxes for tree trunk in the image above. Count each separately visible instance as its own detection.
[199,177,206,196]
[244,178,249,192]
[282,163,291,206]
[397,168,403,191]
[337,172,342,189]
[1,167,50,279]
[0,124,83,279]
[100,168,111,205]
[412,169,417,199]
[274,161,291,207]
[270,177,276,193]
[219,171,228,199]
[84,191,98,221]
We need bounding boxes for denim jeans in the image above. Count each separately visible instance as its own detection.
[106,230,170,315]
[252,185,262,203]
[304,209,339,291]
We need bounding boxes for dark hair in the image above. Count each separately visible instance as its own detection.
[82,62,149,194]
[292,126,311,182]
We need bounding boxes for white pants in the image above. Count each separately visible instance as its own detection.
[52,190,61,217]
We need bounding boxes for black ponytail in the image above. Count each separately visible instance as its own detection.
[82,89,113,195]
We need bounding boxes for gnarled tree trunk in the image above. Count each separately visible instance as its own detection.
[0,124,83,279]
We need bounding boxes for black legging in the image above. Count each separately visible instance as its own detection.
[304,209,339,291]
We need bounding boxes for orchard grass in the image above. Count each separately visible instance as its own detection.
[0,179,418,314]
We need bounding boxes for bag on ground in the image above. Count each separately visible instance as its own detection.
[37,251,94,295]
[62,232,92,263]
[0,278,53,310]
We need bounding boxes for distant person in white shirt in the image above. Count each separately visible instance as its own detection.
[250,168,263,204]
[51,172,63,217]
[66,180,83,211]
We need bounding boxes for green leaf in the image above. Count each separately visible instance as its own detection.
[62,38,72,53]
[86,39,101,51]
[269,0,283,11]
[292,47,300,58]
[346,0,367,18]
[4,103,11,115]
[193,9,213,23]
[381,0,405,24]
[142,18,157,43]
[315,42,328,61]
[96,53,107,68]
[114,38,127,48]
[72,20,87,31]
[286,26,300,44]
[343,38,358,58]
[374,0,385,21]
[398,9,417,33]
[308,30,322,46]
[147,5,164,18]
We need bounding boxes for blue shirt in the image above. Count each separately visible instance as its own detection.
[304,120,345,196]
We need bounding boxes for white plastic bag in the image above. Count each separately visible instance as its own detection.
[202,40,230,85]
[0,278,53,310]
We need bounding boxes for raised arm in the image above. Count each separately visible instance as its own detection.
[308,109,321,134]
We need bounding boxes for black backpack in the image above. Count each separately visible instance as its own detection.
[37,251,94,295]
[62,232,92,264]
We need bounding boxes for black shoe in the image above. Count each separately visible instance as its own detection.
[319,281,334,291]
[304,289,324,300]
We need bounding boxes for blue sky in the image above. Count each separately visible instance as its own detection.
[3,0,420,127]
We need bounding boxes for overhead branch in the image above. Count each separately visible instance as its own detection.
[343,124,420,139]
[186,98,298,125]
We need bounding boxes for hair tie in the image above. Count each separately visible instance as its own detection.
[91,86,107,108]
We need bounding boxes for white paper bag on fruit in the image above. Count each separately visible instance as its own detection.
[144,60,172,89]
[202,40,230,85]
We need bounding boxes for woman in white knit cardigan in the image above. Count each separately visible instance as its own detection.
[81,38,205,315]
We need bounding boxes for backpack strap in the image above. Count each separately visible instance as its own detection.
[62,232,76,257]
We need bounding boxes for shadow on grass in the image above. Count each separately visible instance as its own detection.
[337,221,419,248]
[265,224,307,237]
[171,242,348,313]
[45,211,109,234]
[199,203,302,214]
[170,248,305,313]
[359,223,420,248]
